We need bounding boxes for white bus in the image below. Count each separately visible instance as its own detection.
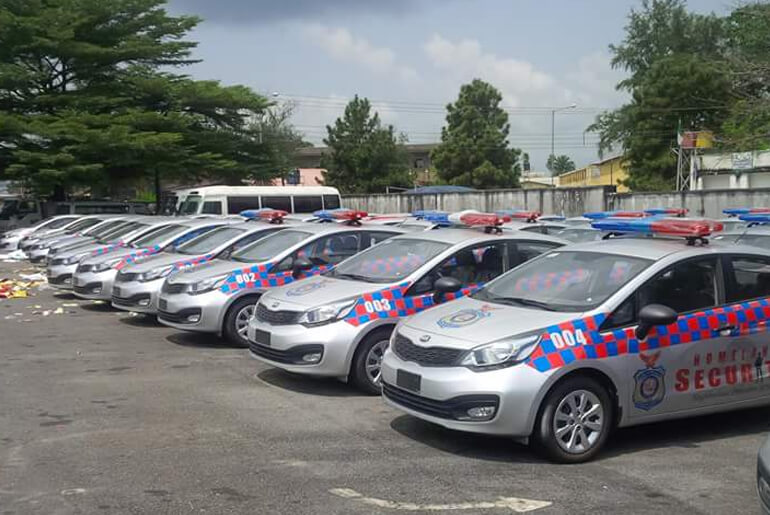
[175,186,342,216]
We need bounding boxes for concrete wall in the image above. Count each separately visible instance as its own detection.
[344,186,770,218]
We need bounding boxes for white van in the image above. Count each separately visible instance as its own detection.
[176,186,342,216]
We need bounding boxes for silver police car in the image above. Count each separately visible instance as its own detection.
[72,218,233,300]
[382,217,770,462]
[25,215,116,263]
[111,221,287,314]
[157,222,406,346]
[0,215,80,252]
[248,226,565,394]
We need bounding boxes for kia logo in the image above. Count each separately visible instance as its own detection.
[419,335,431,343]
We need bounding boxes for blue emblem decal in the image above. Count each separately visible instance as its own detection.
[437,304,499,329]
[633,351,666,411]
[286,279,331,297]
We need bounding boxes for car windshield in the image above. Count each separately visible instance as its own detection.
[41,217,77,230]
[179,195,201,215]
[473,250,653,312]
[98,222,146,243]
[230,230,312,263]
[714,232,770,250]
[176,226,246,255]
[327,238,448,283]
[554,228,603,243]
[131,224,187,248]
[86,220,125,237]
[63,218,100,233]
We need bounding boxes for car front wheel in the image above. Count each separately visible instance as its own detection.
[223,296,259,348]
[350,329,392,395]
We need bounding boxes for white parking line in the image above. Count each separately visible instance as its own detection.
[329,488,552,512]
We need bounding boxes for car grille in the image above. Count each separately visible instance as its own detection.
[48,273,72,286]
[382,383,499,421]
[157,307,201,324]
[73,281,102,295]
[249,342,323,365]
[255,303,301,325]
[392,333,464,367]
[162,281,187,294]
[115,272,139,283]
[111,292,150,307]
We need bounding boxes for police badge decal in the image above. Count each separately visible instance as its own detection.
[633,351,666,411]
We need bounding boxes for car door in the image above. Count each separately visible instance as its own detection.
[601,256,743,418]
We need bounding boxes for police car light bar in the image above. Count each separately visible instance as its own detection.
[495,209,541,222]
[411,210,447,220]
[313,208,368,224]
[451,211,511,227]
[583,210,648,220]
[644,208,688,217]
[239,209,288,223]
[738,213,770,223]
[590,217,724,243]
[723,207,770,217]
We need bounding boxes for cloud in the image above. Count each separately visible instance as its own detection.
[302,24,419,83]
[170,0,413,24]
[565,51,629,107]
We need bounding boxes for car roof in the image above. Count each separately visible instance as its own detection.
[273,222,409,237]
[388,227,566,246]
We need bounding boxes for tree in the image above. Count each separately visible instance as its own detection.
[546,154,575,175]
[431,79,521,189]
[0,0,272,205]
[320,95,412,193]
[254,101,311,184]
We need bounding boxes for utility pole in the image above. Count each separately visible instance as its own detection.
[550,103,577,161]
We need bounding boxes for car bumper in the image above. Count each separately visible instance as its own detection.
[72,270,117,300]
[247,318,361,378]
[111,278,164,313]
[28,248,50,263]
[380,349,546,437]
[46,263,78,290]
[156,290,226,333]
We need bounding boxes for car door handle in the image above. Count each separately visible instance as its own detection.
[715,325,737,336]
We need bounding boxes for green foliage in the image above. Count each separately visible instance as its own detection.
[546,154,575,175]
[0,0,275,199]
[320,95,412,194]
[431,79,521,189]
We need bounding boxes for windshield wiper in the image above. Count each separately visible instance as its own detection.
[489,296,557,311]
[332,272,376,282]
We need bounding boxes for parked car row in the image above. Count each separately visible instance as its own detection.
[5,207,770,468]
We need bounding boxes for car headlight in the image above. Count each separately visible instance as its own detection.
[297,299,357,327]
[64,253,88,265]
[189,274,228,295]
[138,265,174,282]
[92,257,123,273]
[460,334,541,370]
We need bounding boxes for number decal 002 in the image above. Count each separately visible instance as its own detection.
[236,272,257,283]
[364,299,392,313]
[549,329,587,349]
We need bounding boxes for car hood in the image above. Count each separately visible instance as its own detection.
[166,259,250,284]
[399,296,582,347]
[261,275,389,310]
[55,241,112,258]
[81,246,149,265]
[123,252,207,273]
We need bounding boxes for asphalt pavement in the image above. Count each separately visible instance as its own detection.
[0,260,767,514]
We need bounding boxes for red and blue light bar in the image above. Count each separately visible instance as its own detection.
[723,208,770,217]
[583,210,648,220]
[451,211,511,227]
[644,208,688,217]
[412,210,448,221]
[738,213,770,223]
[313,208,368,223]
[590,217,723,238]
[240,209,288,223]
[495,209,541,222]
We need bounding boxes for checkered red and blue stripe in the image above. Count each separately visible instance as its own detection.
[526,298,770,373]
[90,243,125,257]
[344,282,483,327]
[115,245,162,271]
[219,262,331,295]
[172,253,215,271]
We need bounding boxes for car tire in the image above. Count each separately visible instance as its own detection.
[350,328,392,395]
[223,295,260,348]
[533,375,613,463]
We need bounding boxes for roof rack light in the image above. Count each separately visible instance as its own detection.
[313,208,368,224]
[590,217,723,244]
[411,210,448,221]
[738,213,770,224]
[644,208,688,217]
[723,208,770,217]
[583,210,648,220]
[495,209,541,223]
[239,209,288,224]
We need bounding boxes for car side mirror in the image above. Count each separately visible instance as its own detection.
[432,276,462,303]
[292,256,313,278]
[636,304,678,340]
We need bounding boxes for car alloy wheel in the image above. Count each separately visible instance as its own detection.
[552,389,604,454]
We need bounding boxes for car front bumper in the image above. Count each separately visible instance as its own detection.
[72,269,118,300]
[247,317,361,378]
[156,289,226,333]
[111,278,164,314]
[46,263,78,290]
[380,348,546,437]
[27,247,50,263]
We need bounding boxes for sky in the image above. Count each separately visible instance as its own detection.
[167,0,733,172]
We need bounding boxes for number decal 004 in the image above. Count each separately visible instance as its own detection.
[549,329,587,349]
[364,299,392,313]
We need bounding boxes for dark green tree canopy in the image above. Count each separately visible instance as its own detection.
[431,79,521,189]
[546,154,576,175]
[320,95,412,194]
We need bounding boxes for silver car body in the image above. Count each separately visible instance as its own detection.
[381,237,770,441]
[247,229,565,381]
[25,215,119,263]
[72,218,236,300]
[110,221,288,314]
[156,223,406,336]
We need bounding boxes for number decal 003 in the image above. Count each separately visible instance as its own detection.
[549,329,587,349]
[364,299,392,313]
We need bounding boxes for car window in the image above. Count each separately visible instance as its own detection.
[725,255,770,303]
[132,225,186,247]
[293,196,323,213]
[323,195,341,210]
[262,196,292,213]
[227,196,260,214]
[637,258,718,314]
[409,242,505,296]
[508,241,560,268]
[220,228,282,258]
[202,201,222,215]
[230,230,312,263]
[714,233,770,251]
[282,233,361,268]
[176,227,246,255]
[361,231,398,249]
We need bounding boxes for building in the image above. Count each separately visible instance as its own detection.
[694,150,770,189]
[558,155,629,192]
[269,168,325,187]
[519,170,558,189]
[295,144,439,185]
